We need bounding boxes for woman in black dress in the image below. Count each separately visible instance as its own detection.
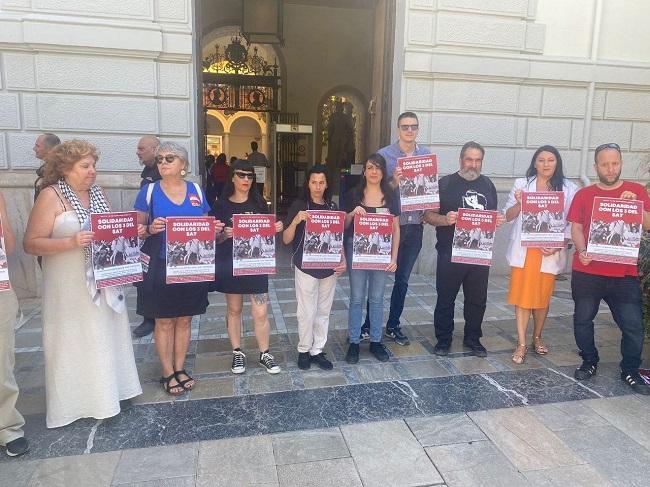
[212,160,284,375]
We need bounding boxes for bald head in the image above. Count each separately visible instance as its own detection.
[137,136,160,167]
[33,133,61,160]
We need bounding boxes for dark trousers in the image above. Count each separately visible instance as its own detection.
[571,270,644,374]
[433,252,489,342]
[363,223,423,331]
[387,224,424,329]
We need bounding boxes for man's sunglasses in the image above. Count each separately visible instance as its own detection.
[399,124,419,131]
[156,154,179,164]
[594,143,621,156]
[235,171,254,180]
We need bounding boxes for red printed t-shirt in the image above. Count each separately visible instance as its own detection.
[567,181,650,277]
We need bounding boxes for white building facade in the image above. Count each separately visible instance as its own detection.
[1,0,649,296]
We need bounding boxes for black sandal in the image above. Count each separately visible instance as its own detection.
[160,373,185,396]
[174,369,195,390]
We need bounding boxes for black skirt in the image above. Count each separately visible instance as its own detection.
[137,260,209,319]
[210,257,269,295]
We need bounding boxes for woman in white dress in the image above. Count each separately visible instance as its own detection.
[24,140,141,428]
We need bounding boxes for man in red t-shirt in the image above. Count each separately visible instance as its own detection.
[567,143,650,394]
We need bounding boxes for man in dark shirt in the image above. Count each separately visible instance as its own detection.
[33,133,61,201]
[132,135,161,338]
[137,135,161,188]
[424,141,505,357]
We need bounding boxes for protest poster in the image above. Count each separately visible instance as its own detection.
[352,212,393,270]
[254,166,267,183]
[0,216,10,291]
[165,216,216,283]
[397,154,439,211]
[520,191,565,248]
[90,211,142,288]
[232,214,276,275]
[451,209,498,266]
[302,210,345,269]
[586,197,643,265]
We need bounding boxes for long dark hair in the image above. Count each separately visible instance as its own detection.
[300,164,332,204]
[526,145,565,191]
[353,153,395,208]
[220,159,267,212]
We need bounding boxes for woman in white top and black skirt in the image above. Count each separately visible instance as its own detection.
[212,160,284,375]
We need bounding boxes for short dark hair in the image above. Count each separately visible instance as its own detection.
[250,141,258,151]
[397,112,418,125]
[301,164,332,203]
[42,133,61,148]
[460,141,485,160]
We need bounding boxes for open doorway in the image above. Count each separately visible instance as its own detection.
[196,0,395,213]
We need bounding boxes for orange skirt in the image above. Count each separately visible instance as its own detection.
[508,248,556,309]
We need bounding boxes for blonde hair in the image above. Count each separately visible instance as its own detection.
[40,140,99,188]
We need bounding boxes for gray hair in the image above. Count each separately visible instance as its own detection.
[42,133,61,148]
[156,141,188,163]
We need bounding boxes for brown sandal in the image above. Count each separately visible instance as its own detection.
[533,337,549,355]
[512,344,528,364]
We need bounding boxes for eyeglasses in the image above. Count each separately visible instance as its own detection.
[156,154,179,164]
[234,171,254,180]
[399,124,419,131]
[594,143,621,156]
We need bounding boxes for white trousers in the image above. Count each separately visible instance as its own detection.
[0,289,25,445]
[294,267,338,355]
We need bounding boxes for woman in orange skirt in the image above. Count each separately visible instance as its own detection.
[504,146,578,364]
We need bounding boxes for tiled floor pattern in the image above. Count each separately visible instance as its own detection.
[2,395,650,486]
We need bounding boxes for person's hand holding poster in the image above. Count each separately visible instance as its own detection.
[586,197,643,264]
[91,211,142,288]
[302,210,345,269]
[165,216,216,283]
[520,191,565,248]
[232,214,276,275]
[451,209,498,266]
[397,154,439,211]
[352,213,393,270]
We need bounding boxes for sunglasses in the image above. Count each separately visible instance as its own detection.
[399,124,419,131]
[234,171,254,180]
[594,142,621,155]
[156,154,179,164]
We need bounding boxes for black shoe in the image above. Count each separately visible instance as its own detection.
[386,327,410,346]
[297,352,311,370]
[369,342,390,362]
[463,339,487,358]
[360,326,370,342]
[346,343,360,364]
[621,372,650,395]
[574,361,597,380]
[433,340,451,356]
[311,352,334,370]
[5,437,29,457]
[132,318,155,338]
[231,350,246,374]
[259,351,281,374]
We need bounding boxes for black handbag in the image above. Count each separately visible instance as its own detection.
[135,183,162,293]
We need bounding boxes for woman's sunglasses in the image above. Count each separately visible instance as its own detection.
[156,154,179,164]
[234,171,254,180]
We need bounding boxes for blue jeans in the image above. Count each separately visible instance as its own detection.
[571,270,644,374]
[386,224,423,329]
[346,242,388,344]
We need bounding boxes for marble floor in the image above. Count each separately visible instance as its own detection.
[4,268,650,486]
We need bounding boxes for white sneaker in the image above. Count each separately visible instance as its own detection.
[231,350,246,374]
[259,352,281,374]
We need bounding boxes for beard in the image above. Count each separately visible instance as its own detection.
[597,171,621,186]
[459,168,480,181]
